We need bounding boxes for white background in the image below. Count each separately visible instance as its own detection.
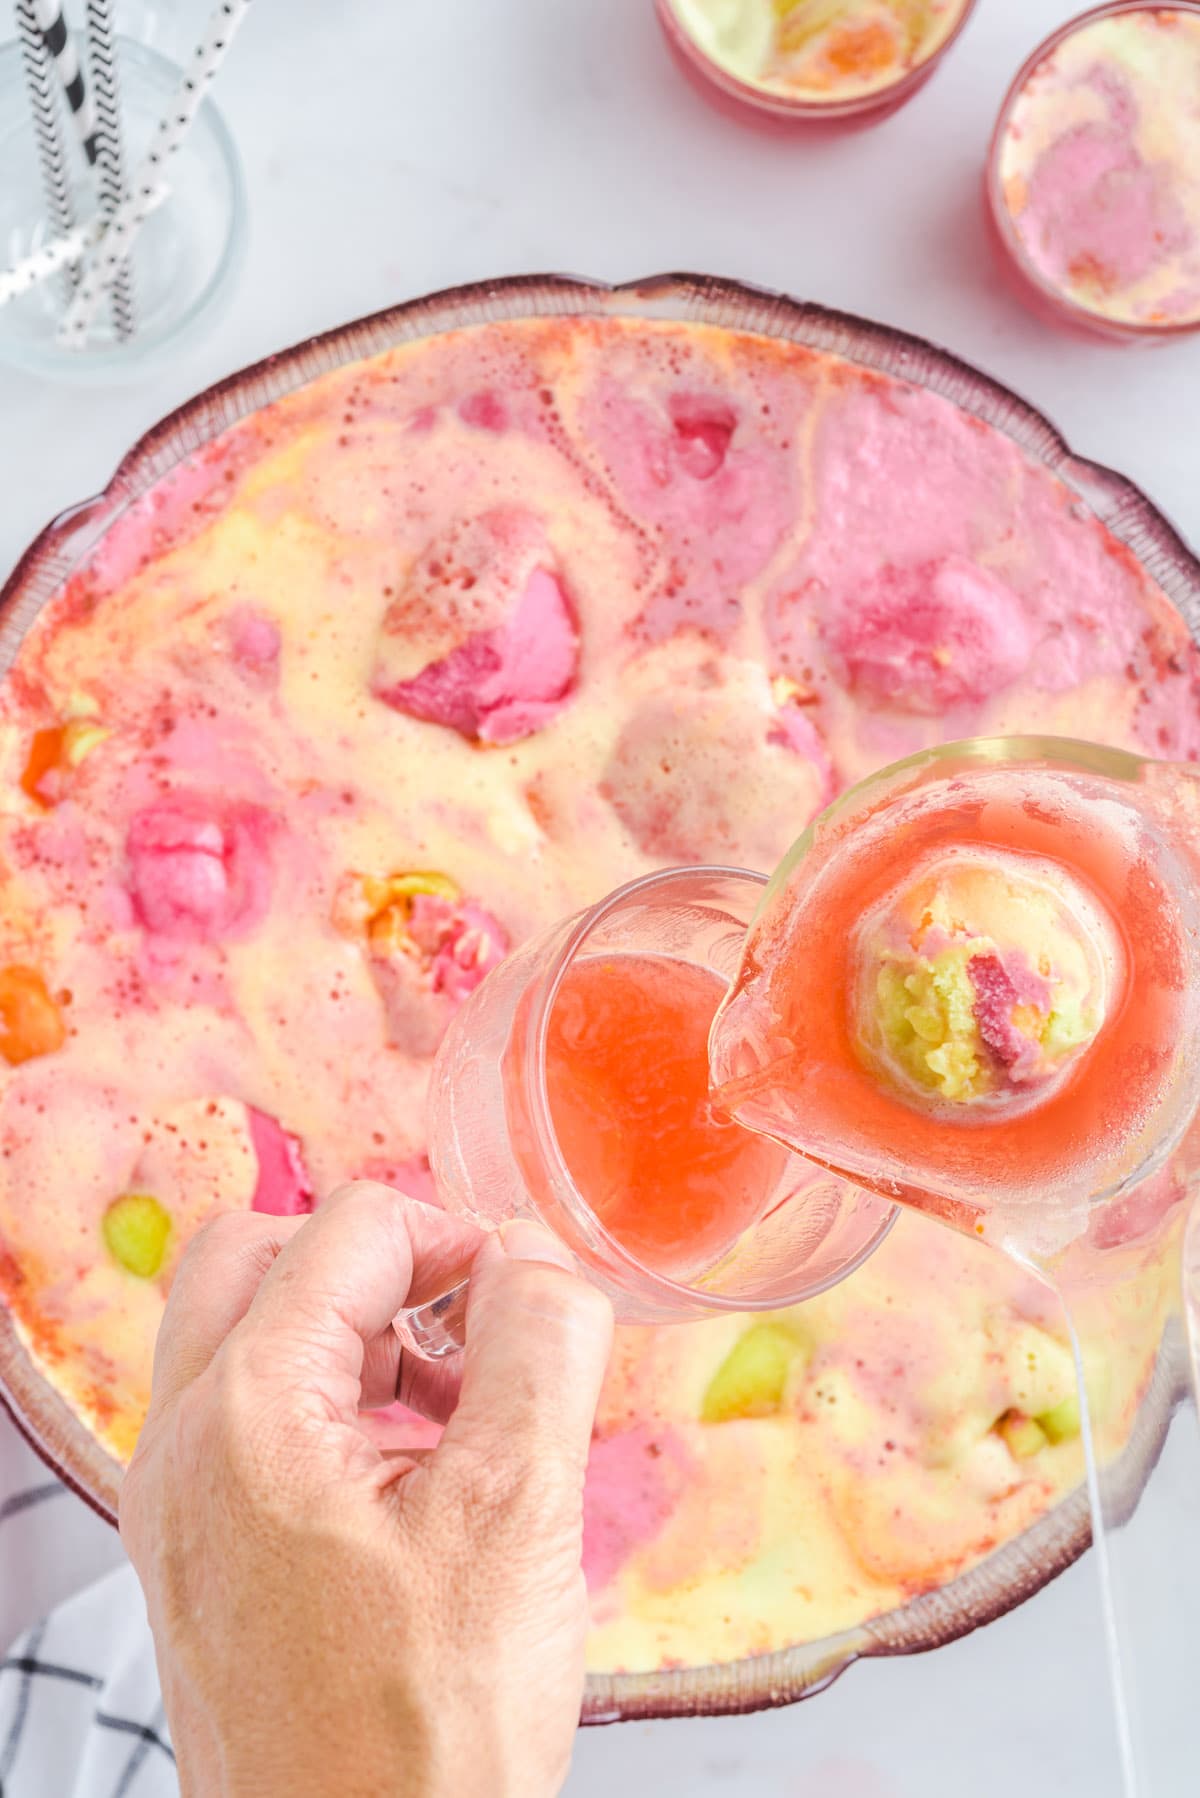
[1,1,1198,1792]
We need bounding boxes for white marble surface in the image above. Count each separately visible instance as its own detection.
[1,1,1199,1792]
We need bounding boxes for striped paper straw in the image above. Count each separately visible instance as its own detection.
[15,0,77,291]
[86,0,135,339]
[59,0,252,349]
[0,184,167,313]
[32,0,98,166]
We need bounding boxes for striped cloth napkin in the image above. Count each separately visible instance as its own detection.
[0,1407,172,1796]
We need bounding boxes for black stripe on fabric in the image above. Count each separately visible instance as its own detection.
[108,1702,170,1797]
[0,1622,45,1783]
[0,1657,103,1691]
[0,1482,63,1524]
[42,12,67,56]
[96,1713,175,1763]
[65,70,85,111]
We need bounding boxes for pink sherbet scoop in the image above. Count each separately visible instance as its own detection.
[128,800,273,942]
[372,509,580,745]
[828,558,1034,714]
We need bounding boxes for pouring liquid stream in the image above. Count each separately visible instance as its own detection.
[710,740,1200,1798]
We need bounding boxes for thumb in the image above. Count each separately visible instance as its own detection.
[435,1222,613,1495]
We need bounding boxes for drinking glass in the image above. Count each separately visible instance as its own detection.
[0,36,245,380]
[394,865,897,1358]
[653,0,979,126]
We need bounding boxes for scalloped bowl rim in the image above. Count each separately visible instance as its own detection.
[1,270,1197,1724]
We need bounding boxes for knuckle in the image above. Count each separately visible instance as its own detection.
[438,1437,574,1542]
[198,1355,298,1502]
[561,1273,615,1341]
[208,1330,277,1426]
[439,1439,531,1521]
[175,1210,261,1280]
[504,1264,614,1355]
[323,1178,402,1218]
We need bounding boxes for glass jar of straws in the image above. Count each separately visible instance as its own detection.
[0,0,248,379]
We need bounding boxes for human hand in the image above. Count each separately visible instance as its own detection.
[120,1182,614,1798]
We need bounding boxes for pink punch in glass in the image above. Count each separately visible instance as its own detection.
[654,0,979,128]
[985,3,1200,344]
[395,866,896,1359]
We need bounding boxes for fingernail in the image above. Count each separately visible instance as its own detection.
[497,1218,577,1272]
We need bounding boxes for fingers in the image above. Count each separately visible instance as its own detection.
[434,1220,613,1501]
[147,1186,483,1431]
[241,1183,484,1415]
[151,1211,306,1412]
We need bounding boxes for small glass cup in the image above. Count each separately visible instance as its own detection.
[0,36,246,381]
[984,2,1200,344]
[395,865,897,1358]
[654,0,979,128]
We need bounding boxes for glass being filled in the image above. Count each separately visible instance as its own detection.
[539,951,790,1281]
[396,865,895,1359]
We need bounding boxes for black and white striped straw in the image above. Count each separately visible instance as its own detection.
[0,182,167,311]
[85,0,135,339]
[14,0,77,290]
[61,0,252,348]
[32,0,98,166]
